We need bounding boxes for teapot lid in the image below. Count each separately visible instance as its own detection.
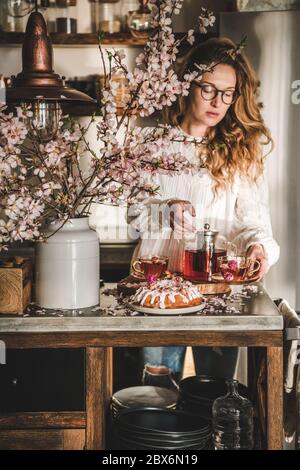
[197,223,219,244]
[203,223,218,237]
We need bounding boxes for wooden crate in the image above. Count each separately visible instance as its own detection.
[0,258,32,314]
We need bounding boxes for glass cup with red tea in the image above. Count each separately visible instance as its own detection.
[132,255,169,279]
[217,256,260,282]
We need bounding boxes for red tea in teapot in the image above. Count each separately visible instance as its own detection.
[183,249,227,282]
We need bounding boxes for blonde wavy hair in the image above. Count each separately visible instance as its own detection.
[164,37,273,193]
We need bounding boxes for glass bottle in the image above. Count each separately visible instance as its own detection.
[212,379,254,450]
[127,0,153,39]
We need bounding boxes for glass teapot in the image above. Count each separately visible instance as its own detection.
[183,223,233,282]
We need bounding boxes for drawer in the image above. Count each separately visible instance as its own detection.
[0,349,85,412]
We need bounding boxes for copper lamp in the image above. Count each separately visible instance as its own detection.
[6,1,96,141]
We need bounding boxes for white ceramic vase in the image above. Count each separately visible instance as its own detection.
[35,217,100,309]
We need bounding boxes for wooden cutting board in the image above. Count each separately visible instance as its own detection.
[196,283,231,295]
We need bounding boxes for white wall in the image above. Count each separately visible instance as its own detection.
[221,10,300,308]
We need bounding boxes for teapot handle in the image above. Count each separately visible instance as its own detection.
[216,235,238,256]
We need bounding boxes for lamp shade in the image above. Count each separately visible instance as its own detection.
[6,11,97,114]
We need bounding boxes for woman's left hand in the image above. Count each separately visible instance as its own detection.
[246,243,269,280]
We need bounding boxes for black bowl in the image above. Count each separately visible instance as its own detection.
[179,375,249,403]
[115,433,212,451]
[115,407,211,437]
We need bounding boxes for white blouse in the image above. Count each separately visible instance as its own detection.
[127,127,280,273]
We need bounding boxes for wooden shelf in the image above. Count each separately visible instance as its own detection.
[0,32,145,46]
[0,31,217,47]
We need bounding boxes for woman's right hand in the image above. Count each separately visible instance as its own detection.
[165,199,196,233]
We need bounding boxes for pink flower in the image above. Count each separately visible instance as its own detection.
[224,272,234,281]
[1,117,28,145]
[173,276,183,286]
[146,274,158,284]
[198,8,216,34]
[187,29,195,45]
[228,260,238,271]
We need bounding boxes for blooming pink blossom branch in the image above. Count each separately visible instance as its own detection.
[0,2,245,250]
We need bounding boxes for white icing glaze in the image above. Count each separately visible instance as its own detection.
[131,276,202,308]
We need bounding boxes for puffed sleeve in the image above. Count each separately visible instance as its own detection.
[231,173,280,267]
[126,194,163,236]
[126,126,162,236]
[126,127,180,238]
[126,176,182,238]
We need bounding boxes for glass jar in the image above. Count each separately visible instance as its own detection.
[89,0,122,33]
[55,0,77,33]
[98,2,121,33]
[127,0,153,39]
[89,0,98,33]
[212,379,254,450]
[121,0,138,32]
[4,0,32,32]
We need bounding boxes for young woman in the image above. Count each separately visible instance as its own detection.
[127,37,280,381]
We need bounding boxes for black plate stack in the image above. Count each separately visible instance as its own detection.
[111,386,178,418]
[177,375,249,419]
[113,407,212,450]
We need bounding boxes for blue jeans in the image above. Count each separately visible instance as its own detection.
[142,346,238,380]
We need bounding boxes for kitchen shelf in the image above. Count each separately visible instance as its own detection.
[0,32,144,46]
[0,31,217,47]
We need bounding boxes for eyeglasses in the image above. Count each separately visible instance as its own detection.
[193,81,240,105]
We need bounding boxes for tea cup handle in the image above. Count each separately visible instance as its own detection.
[248,260,260,278]
[132,260,144,276]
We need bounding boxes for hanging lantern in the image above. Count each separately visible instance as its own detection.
[6,8,96,141]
